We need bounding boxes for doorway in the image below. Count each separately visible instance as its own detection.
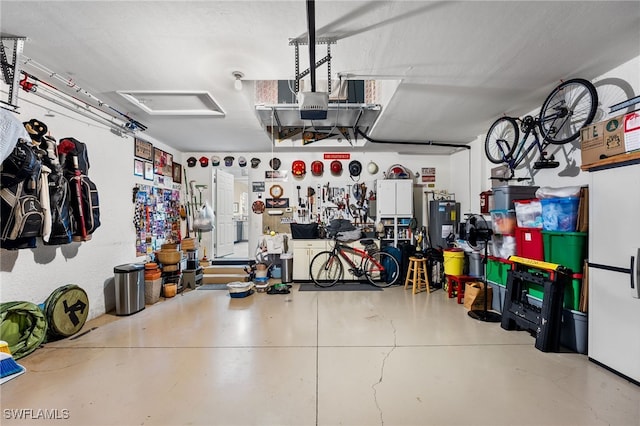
[214,167,249,260]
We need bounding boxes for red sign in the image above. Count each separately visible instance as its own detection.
[323,153,351,160]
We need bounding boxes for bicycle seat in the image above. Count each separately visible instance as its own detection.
[359,238,374,246]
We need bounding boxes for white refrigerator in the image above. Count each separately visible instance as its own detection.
[588,161,640,384]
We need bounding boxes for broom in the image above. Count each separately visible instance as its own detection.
[0,352,25,381]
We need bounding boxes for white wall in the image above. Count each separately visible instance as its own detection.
[180,152,453,258]
[0,92,180,320]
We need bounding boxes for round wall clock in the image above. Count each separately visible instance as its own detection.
[269,184,284,199]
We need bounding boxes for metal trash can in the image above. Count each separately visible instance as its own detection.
[114,263,145,316]
[280,253,293,284]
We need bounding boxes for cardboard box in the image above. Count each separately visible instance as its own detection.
[580,114,625,167]
[463,281,493,310]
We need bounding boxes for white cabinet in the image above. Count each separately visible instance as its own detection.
[376,180,413,216]
[291,239,379,281]
[377,180,413,247]
[588,161,640,383]
[292,240,327,280]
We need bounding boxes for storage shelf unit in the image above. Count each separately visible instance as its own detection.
[376,180,413,247]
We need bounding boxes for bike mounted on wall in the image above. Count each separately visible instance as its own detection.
[485,78,598,181]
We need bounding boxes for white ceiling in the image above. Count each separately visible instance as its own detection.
[2,1,639,155]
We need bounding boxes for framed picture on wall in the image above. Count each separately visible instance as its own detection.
[134,159,144,177]
[172,162,182,183]
[154,148,167,175]
[134,138,153,161]
[163,153,173,177]
[144,161,154,181]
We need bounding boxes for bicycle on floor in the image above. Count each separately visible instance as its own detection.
[485,78,598,179]
[309,233,400,288]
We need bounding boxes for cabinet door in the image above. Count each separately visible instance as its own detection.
[292,240,327,280]
[395,181,413,216]
[376,180,398,216]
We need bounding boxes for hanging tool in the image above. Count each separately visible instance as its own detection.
[183,168,191,237]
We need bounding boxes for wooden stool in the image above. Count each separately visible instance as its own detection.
[404,256,431,294]
[446,274,477,304]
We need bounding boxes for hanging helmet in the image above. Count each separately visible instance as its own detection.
[269,157,281,170]
[386,164,410,179]
[311,160,324,176]
[348,160,362,178]
[330,160,342,175]
[367,161,379,174]
[292,160,306,177]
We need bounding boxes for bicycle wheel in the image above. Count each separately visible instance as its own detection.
[364,251,400,288]
[484,117,519,164]
[309,251,343,287]
[539,78,598,144]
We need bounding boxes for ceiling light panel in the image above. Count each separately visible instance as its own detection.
[117,90,225,116]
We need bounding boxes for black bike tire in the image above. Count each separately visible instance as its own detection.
[309,251,343,287]
[364,251,400,288]
[484,116,519,164]
[538,78,598,145]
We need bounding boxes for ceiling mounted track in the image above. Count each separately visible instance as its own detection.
[0,37,26,112]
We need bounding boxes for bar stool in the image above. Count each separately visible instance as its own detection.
[446,274,477,304]
[404,256,431,294]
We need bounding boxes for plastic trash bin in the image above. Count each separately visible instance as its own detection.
[114,263,145,315]
[280,253,293,283]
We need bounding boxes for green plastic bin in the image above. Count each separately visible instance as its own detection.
[541,231,587,274]
[526,275,582,310]
[485,256,511,287]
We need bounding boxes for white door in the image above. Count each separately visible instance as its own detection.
[214,169,234,257]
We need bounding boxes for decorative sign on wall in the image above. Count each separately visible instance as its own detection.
[421,167,436,183]
[324,153,351,160]
[265,170,288,180]
[252,181,265,192]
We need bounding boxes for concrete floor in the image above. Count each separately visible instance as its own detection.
[2,284,639,426]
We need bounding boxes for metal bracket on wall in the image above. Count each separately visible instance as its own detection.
[0,37,26,112]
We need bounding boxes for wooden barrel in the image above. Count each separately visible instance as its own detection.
[43,284,89,339]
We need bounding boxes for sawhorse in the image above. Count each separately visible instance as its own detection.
[501,256,570,352]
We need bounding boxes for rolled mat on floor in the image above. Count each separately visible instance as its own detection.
[0,301,47,360]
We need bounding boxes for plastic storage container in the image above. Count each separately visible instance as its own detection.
[114,263,145,316]
[526,274,582,310]
[542,231,587,273]
[515,227,544,261]
[485,256,512,286]
[514,199,543,228]
[491,234,516,259]
[492,185,540,210]
[490,209,517,234]
[560,309,588,354]
[540,197,580,231]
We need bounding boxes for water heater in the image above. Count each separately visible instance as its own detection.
[428,200,461,249]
